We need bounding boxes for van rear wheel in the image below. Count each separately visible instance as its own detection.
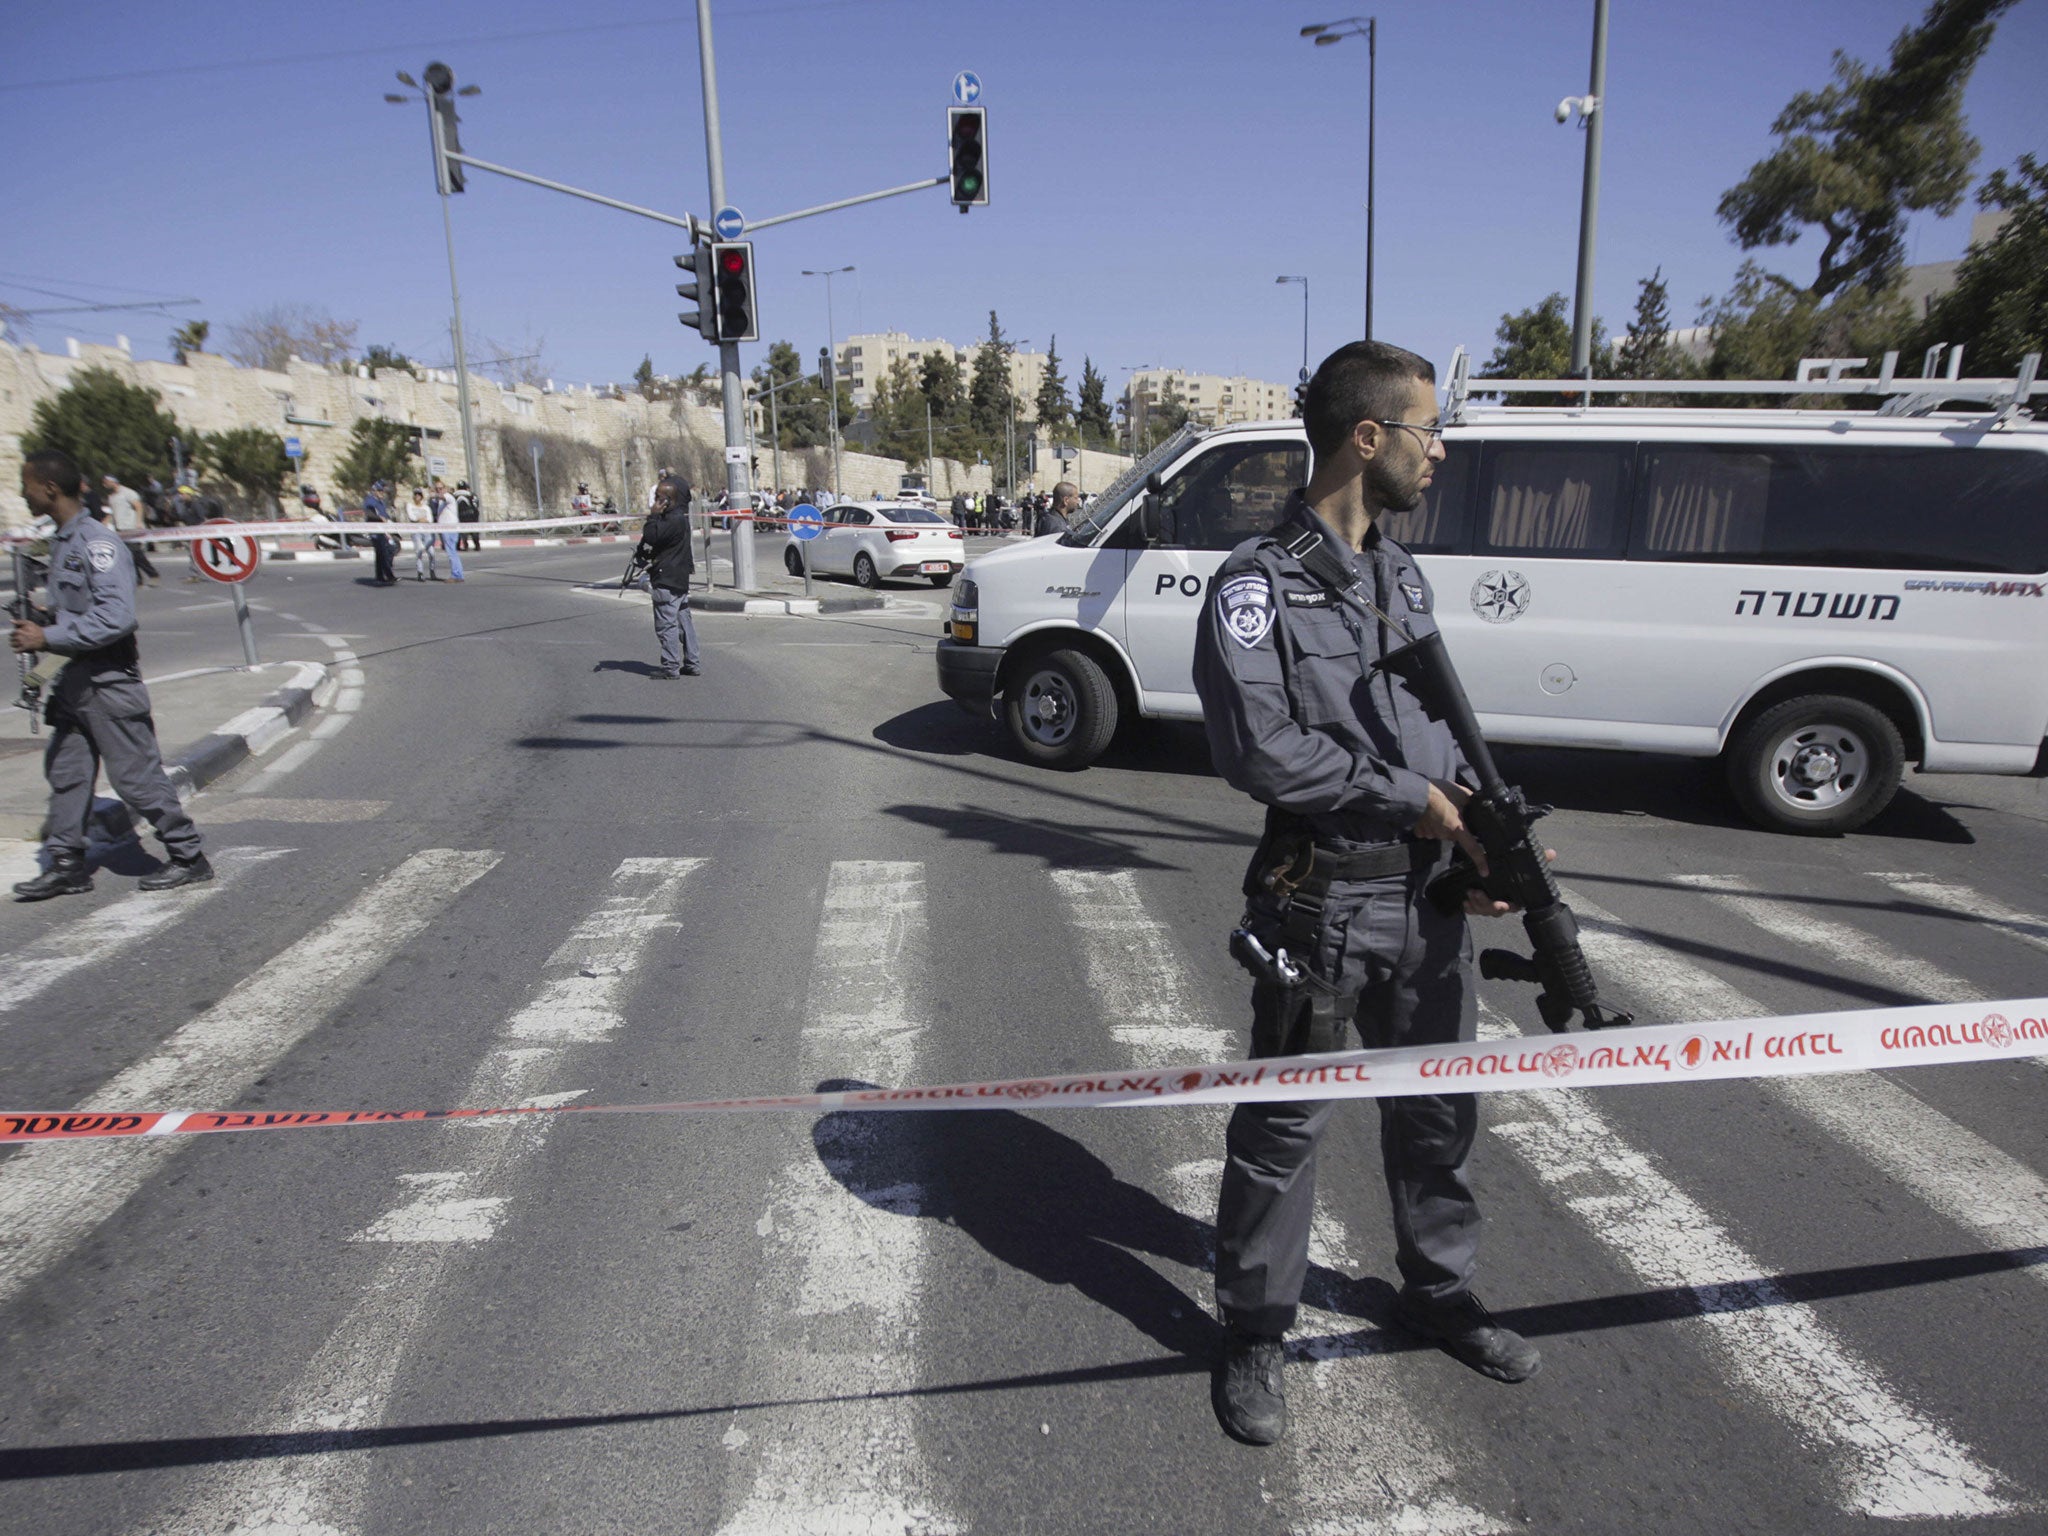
[1004,649,1118,769]
[1725,694,1904,835]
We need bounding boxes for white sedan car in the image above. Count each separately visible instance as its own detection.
[783,500,964,588]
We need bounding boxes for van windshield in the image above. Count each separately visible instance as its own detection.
[1062,424,1207,545]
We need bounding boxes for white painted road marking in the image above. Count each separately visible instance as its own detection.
[1869,872,2048,957]
[1481,1007,2013,1519]
[717,860,962,1536]
[1051,867,1233,1067]
[0,848,500,1315]
[0,846,289,1016]
[134,856,702,1536]
[1568,889,2048,1291]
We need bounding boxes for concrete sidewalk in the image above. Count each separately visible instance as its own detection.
[0,661,331,841]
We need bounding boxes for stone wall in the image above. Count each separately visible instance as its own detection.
[0,337,1133,527]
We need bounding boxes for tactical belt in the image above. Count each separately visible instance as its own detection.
[1307,840,1433,883]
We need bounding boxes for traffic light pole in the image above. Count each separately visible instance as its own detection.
[695,0,756,591]
[428,102,482,501]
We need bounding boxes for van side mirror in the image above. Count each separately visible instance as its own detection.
[1138,473,1165,543]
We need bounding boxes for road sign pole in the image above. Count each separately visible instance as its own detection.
[800,535,813,598]
[229,582,259,666]
[695,0,757,592]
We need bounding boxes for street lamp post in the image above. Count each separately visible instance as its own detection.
[1299,18,1376,340]
[801,266,854,498]
[385,71,484,500]
[1276,276,1309,385]
[1556,0,1611,377]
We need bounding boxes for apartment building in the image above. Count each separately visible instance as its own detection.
[835,331,1051,420]
[1125,367,1296,437]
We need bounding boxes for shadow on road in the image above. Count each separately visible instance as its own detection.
[881,803,1238,870]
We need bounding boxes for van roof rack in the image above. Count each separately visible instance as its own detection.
[1444,345,2043,427]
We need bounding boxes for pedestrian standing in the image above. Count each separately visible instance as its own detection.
[362,480,397,585]
[10,449,211,900]
[633,474,700,680]
[430,481,465,582]
[1194,341,1542,1449]
[99,475,159,585]
[407,487,438,581]
[455,480,481,552]
[1036,481,1080,539]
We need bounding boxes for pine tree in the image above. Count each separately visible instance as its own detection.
[1077,357,1113,447]
[968,309,1013,441]
[1614,269,1675,380]
[1035,335,1071,433]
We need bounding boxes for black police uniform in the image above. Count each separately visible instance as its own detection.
[634,501,700,677]
[1193,493,1481,1339]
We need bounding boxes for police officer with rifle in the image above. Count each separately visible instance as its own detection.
[632,474,701,679]
[1193,341,1630,1446]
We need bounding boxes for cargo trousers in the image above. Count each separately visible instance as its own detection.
[1214,868,1478,1338]
[42,669,203,862]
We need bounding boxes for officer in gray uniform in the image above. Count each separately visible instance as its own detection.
[11,448,211,901]
[1193,341,1539,1447]
[634,474,701,679]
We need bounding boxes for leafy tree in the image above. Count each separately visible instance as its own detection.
[360,343,418,378]
[1035,335,1072,433]
[1141,378,1190,450]
[968,309,1014,440]
[200,426,295,513]
[1704,260,1912,386]
[919,348,966,421]
[751,340,842,450]
[869,356,931,465]
[682,362,716,406]
[170,319,210,364]
[1913,155,2048,375]
[1077,357,1113,447]
[22,366,182,487]
[1717,0,2016,302]
[1611,269,1705,401]
[634,354,657,396]
[1479,293,1610,403]
[330,417,416,499]
[224,303,359,371]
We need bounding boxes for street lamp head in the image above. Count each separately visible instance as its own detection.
[1315,34,1341,46]
[1300,23,1328,35]
[394,70,418,88]
[458,84,481,97]
[382,94,409,103]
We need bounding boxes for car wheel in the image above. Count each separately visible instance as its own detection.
[1004,648,1118,769]
[853,553,880,589]
[1725,694,1905,835]
[928,571,953,588]
[784,546,804,576]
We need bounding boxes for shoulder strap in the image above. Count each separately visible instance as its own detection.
[1275,516,1413,643]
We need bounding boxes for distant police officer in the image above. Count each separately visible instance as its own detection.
[1193,341,1539,1447]
[635,474,701,679]
[10,448,211,900]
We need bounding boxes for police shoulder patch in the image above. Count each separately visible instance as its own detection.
[1217,572,1274,649]
[88,542,117,573]
[1399,580,1428,613]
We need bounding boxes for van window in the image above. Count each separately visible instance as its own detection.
[1629,444,2048,573]
[1764,446,2047,575]
[1478,445,1629,556]
[1156,443,1308,550]
[1380,451,1473,554]
[1634,448,1769,557]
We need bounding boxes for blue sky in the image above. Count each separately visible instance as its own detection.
[5,0,2043,396]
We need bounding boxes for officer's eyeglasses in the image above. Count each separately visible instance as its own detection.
[1372,419,1445,442]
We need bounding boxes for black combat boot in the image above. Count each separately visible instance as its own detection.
[1395,1289,1542,1383]
[12,851,93,902]
[139,853,214,892]
[1211,1329,1288,1445]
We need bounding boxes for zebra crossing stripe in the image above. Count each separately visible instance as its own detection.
[716,860,961,1536]
[1479,1008,2013,1519]
[1564,892,2048,1291]
[0,847,290,1017]
[1870,873,2048,956]
[0,849,500,1314]
[137,856,704,1536]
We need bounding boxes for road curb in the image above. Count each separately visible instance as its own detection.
[0,662,335,843]
[692,591,885,615]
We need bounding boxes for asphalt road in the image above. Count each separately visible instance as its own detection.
[1,542,2043,1536]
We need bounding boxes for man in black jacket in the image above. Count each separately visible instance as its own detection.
[635,474,701,679]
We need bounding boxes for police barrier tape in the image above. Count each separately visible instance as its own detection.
[0,506,966,548]
[3,997,2042,1147]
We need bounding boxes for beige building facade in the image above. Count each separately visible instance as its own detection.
[1126,367,1295,438]
[836,331,1052,421]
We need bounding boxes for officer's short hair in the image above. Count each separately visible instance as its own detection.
[23,448,83,497]
[1303,342,1435,463]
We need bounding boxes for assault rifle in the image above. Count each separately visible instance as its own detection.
[1281,523,1634,1034]
[8,549,45,735]
[617,550,649,595]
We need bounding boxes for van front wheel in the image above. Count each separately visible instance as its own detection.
[1726,694,1904,835]
[1004,649,1118,769]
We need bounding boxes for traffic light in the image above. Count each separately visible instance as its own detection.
[1293,371,1309,419]
[676,244,715,342]
[709,241,757,343]
[947,106,988,211]
[422,61,466,194]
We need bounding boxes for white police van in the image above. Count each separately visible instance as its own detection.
[936,349,2048,833]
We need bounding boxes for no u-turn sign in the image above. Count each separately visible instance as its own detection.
[192,519,260,585]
